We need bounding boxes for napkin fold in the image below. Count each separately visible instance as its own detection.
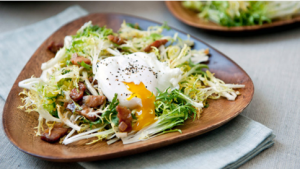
[0,5,274,169]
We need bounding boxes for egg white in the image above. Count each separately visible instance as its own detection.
[95,52,182,109]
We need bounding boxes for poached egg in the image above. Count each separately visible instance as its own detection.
[95,52,182,130]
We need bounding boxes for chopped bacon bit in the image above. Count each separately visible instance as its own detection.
[41,123,68,143]
[144,39,168,52]
[116,106,132,132]
[83,95,106,108]
[70,53,91,65]
[80,105,97,121]
[88,77,98,85]
[70,83,86,102]
[107,35,126,45]
[65,101,76,112]
[47,41,63,53]
[118,122,128,132]
[89,77,93,83]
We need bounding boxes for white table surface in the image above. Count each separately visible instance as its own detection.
[1,1,300,169]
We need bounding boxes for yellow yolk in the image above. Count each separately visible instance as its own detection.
[124,82,156,131]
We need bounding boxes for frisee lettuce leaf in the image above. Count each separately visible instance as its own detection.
[121,88,196,144]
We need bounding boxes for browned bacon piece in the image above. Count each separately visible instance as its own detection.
[107,35,126,45]
[89,77,93,83]
[83,95,106,108]
[144,39,168,52]
[116,106,132,132]
[70,83,86,102]
[47,41,64,53]
[118,121,128,132]
[64,101,76,112]
[80,105,97,121]
[41,123,68,143]
[70,53,91,65]
[88,77,98,85]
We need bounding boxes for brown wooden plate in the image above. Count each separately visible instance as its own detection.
[2,13,254,162]
[166,1,300,31]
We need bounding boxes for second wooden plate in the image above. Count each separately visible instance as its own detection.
[166,1,300,31]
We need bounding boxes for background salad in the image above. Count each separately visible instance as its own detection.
[182,1,300,27]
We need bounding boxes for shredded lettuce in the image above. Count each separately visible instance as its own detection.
[18,89,61,136]
[62,126,112,145]
[118,21,172,53]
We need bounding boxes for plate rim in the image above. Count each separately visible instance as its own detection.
[2,12,255,162]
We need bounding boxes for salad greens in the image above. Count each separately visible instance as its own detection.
[182,1,300,27]
[122,89,197,144]
[18,20,244,145]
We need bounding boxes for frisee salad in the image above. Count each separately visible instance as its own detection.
[182,1,300,27]
[18,21,244,145]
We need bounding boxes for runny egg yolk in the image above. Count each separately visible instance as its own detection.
[123,82,156,131]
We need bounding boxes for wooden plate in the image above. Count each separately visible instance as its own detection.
[166,1,300,31]
[2,13,254,162]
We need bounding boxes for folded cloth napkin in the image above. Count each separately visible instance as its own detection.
[80,116,274,169]
[0,5,274,169]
